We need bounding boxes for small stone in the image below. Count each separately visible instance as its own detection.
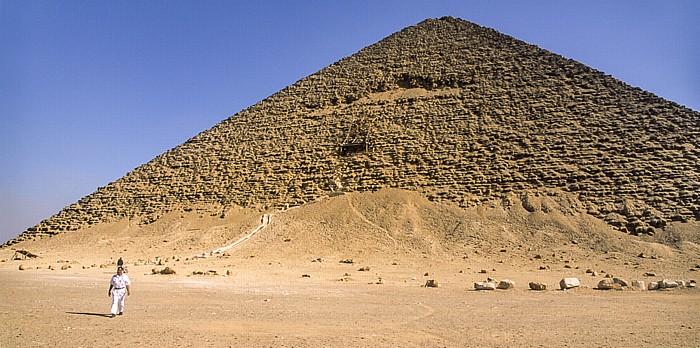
[597,278,617,290]
[160,267,176,275]
[474,281,496,290]
[660,279,678,289]
[479,269,487,274]
[424,279,440,288]
[631,280,646,290]
[358,266,370,272]
[643,272,656,277]
[560,277,581,290]
[529,282,547,291]
[497,279,515,290]
[648,281,659,290]
[18,264,26,271]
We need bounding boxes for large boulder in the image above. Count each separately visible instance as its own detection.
[560,278,581,290]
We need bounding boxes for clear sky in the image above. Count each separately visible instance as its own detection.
[1,1,698,244]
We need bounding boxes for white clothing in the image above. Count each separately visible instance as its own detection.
[110,273,131,289]
[110,273,131,315]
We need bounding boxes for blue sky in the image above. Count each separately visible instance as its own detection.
[1,1,698,244]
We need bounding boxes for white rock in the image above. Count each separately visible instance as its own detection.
[648,282,659,290]
[560,277,581,290]
[676,280,686,288]
[474,281,496,290]
[661,279,678,288]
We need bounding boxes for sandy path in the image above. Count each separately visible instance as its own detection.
[1,266,698,347]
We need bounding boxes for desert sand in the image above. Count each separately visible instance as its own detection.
[1,189,698,347]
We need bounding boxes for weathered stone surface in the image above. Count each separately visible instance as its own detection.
[160,267,176,275]
[529,282,547,291]
[474,281,496,290]
[560,278,581,290]
[613,278,629,287]
[4,17,699,247]
[631,280,646,290]
[648,281,659,290]
[497,279,515,290]
[597,278,617,290]
[660,279,678,289]
[424,279,440,288]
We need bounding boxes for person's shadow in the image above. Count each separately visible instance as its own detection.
[66,311,112,317]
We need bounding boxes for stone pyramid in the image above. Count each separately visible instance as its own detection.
[5,16,699,246]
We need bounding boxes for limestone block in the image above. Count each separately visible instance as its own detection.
[474,282,496,290]
[559,277,581,290]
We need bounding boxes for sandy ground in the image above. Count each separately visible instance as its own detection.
[1,260,698,348]
[1,189,699,347]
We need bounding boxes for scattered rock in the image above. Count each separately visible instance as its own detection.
[631,280,646,290]
[474,282,496,290]
[648,282,659,290]
[226,270,232,276]
[358,266,370,272]
[479,269,487,274]
[688,280,696,288]
[61,264,70,270]
[424,279,440,288]
[597,278,621,290]
[497,279,515,290]
[160,267,176,275]
[660,279,678,289]
[302,274,311,278]
[529,282,547,291]
[613,278,628,287]
[339,259,354,264]
[559,278,581,290]
[18,264,26,271]
[643,272,657,277]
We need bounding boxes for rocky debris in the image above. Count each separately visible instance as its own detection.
[339,259,354,264]
[18,264,26,270]
[474,281,496,290]
[61,264,70,270]
[424,279,440,288]
[648,282,660,290]
[659,279,679,289]
[497,279,515,290]
[302,274,311,278]
[597,278,622,290]
[160,267,176,275]
[631,280,646,290]
[6,17,698,248]
[559,278,581,290]
[688,280,697,288]
[358,266,370,272]
[529,282,547,291]
[613,278,629,287]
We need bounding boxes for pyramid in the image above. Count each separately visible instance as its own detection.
[5,17,699,247]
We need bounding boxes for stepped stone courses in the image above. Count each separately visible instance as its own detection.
[5,17,699,246]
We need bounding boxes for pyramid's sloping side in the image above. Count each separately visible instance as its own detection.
[7,17,699,245]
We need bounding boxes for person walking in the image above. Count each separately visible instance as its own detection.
[108,266,131,318]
